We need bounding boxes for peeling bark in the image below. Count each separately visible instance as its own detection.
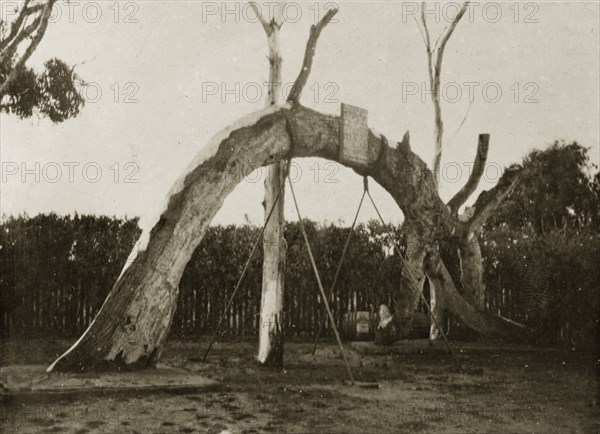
[428,276,445,340]
[257,159,286,368]
[256,10,286,368]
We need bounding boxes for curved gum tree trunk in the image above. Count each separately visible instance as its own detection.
[47,105,524,372]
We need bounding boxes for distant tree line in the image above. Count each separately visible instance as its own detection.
[480,141,599,348]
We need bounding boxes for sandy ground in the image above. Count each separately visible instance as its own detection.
[0,338,598,433]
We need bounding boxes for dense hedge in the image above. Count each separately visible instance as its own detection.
[481,226,599,348]
[0,214,403,340]
[0,214,140,338]
[1,213,597,349]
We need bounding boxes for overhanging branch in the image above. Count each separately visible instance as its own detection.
[0,0,32,51]
[447,133,490,214]
[0,0,56,96]
[287,7,338,104]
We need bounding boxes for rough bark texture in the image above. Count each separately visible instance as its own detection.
[257,18,285,368]
[395,222,427,338]
[48,105,522,372]
[458,236,486,310]
[258,159,286,367]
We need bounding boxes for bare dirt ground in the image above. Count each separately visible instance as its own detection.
[0,337,598,433]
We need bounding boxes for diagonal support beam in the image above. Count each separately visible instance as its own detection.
[288,178,355,384]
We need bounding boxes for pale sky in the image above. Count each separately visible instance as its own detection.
[1,1,599,231]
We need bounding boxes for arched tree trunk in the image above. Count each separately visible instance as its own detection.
[48,105,524,372]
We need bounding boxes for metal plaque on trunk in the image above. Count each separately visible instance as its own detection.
[340,103,369,166]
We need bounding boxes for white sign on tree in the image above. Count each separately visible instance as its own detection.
[340,103,369,166]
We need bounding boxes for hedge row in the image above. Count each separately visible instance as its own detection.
[1,214,597,349]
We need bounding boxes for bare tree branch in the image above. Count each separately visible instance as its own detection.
[417,1,470,187]
[420,3,432,52]
[287,7,338,104]
[1,1,49,54]
[441,100,473,151]
[249,1,274,35]
[419,2,434,90]
[0,0,56,97]
[0,0,32,51]
[447,133,490,214]
[433,2,470,82]
[412,15,428,50]
[465,172,521,234]
[24,3,47,15]
[249,1,285,106]
[432,26,446,51]
[1,13,42,64]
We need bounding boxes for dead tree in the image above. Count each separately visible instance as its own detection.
[250,1,287,368]
[413,1,502,339]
